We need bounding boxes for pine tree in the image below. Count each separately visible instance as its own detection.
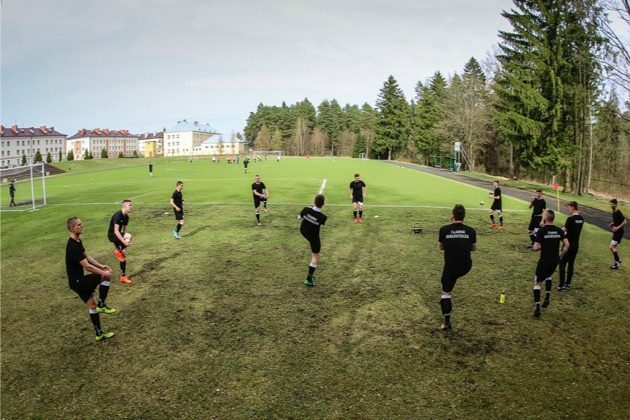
[67,150,74,161]
[34,150,42,163]
[101,149,108,158]
[255,124,272,151]
[411,72,448,162]
[58,150,63,162]
[317,99,343,155]
[46,152,52,163]
[373,75,410,160]
[271,127,283,151]
[21,154,27,166]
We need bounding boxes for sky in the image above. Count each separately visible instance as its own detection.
[1,0,514,136]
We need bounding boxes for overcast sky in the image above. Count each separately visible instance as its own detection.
[1,0,513,136]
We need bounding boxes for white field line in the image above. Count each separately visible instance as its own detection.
[319,179,327,194]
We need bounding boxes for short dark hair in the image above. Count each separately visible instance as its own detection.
[354,173,360,178]
[610,198,618,205]
[494,180,500,184]
[67,216,79,231]
[567,201,578,210]
[546,209,555,221]
[176,181,184,186]
[536,188,543,193]
[122,199,132,204]
[314,194,325,208]
[452,204,466,221]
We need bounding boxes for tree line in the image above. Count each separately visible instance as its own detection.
[243,0,629,197]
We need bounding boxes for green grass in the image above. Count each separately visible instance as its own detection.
[1,158,629,418]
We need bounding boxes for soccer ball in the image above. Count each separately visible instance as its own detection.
[480,201,484,205]
[123,232,133,244]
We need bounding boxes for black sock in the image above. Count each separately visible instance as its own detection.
[545,278,552,294]
[120,261,126,276]
[359,210,363,218]
[499,216,503,225]
[613,252,620,263]
[559,262,566,287]
[533,287,541,306]
[307,264,317,280]
[256,212,260,222]
[263,202,267,209]
[89,309,102,335]
[530,235,536,244]
[98,281,110,307]
[353,210,357,218]
[566,261,574,285]
[490,214,495,222]
[176,223,182,233]
[440,297,452,324]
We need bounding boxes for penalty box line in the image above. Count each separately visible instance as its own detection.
[319,179,327,194]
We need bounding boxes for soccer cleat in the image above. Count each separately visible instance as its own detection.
[304,278,314,287]
[96,305,118,314]
[533,307,541,318]
[490,223,497,228]
[263,208,268,213]
[556,285,566,291]
[542,297,550,308]
[439,322,452,331]
[610,262,620,269]
[353,218,359,224]
[113,249,126,263]
[120,276,133,284]
[172,230,181,239]
[497,225,505,231]
[95,331,115,341]
[358,218,363,223]
[257,222,262,226]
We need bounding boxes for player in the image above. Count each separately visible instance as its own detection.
[9,180,16,207]
[488,180,504,230]
[299,194,327,287]
[609,198,626,269]
[108,200,133,284]
[170,181,185,239]
[66,217,116,341]
[438,204,477,331]
[558,201,584,290]
[531,210,570,318]
[148,161,153,177]
[252,175,268,226]
[349,173,367,223]
[528,188,546,248]
[243,157,249,173]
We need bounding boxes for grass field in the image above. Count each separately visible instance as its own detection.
[1,157,629,418]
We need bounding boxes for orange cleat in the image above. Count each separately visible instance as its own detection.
[353,218,359,224]
[489,224,497,229]
[497,225,505,231]
[358,218,363,223]
[113,249,126,263]
[120,276,133,284]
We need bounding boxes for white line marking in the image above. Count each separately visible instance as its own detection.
[319,179,327,194]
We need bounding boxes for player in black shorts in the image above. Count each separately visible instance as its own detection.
[252,175,268,226]
[488,180,504,230]
[299,194,327,287]
[66,217,116,341]
[108,199,133,284]
[528,188,546,248]
[532,210,569,318]
[349,173,367,223]
[170,181,185,239]
[558,201,584,290]
[148,161,154,177]
[243,157,249,173]
[609,198,626,269]
[438,204,477,331]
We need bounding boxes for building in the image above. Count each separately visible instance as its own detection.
[194,135,247,156]
[66,128,138,160]
[164,120,220,157]
[0,125,67,168]
[137,132,164,157]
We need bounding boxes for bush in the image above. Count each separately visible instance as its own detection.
[46,152,52,163]
[133,150,139,158]
[21,154,27,166]
[58,150,63,162]
[118,152,124,158]
[67,150,74,161]
[101,149,108,159]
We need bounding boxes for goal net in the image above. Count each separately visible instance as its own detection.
[0,162,48,211]
[252,150,283,160]
[358,152,367,160]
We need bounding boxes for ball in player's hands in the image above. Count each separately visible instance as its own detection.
[480,201,484,205]
[123,232,133,245]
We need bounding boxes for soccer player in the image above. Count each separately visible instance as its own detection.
[558,201,584,290]
[609,198,626,269]
[9,180,16,207]
[66,217,116,341]
[243,157,249,173]
[148,161,154,177]
[438,204,477,331]
[528,188,546,248]
[531,210,569,318]
[170,181,185,239]
[488,180,504,230]
[349,173,367,223]
[299,194,327,287]
[252,175,268,226]
[108,199,133,284]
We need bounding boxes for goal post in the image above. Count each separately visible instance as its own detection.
[252,150,283,160]
[0,162,48,211]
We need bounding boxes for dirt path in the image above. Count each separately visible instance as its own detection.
[383,160,628,239]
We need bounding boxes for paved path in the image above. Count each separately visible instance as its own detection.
[383,160,628,239]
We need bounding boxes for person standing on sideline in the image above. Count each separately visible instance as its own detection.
[252,175,268,226]
[349,173,367,223]
[609,198,626,269]
[299,194,327,287]
[9,180,16,207]
[531,210,569,318]
[558,201,584,290]
[438,204,477,331]
[66,217,117,341]
[528,188,546,248]
[170,181,185,239]
[148,161,154,177]
[108,200,133,284]
[488,180,504,230]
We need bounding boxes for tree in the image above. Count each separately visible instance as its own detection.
[58,150,63,162]
[255,124,272,150]
[118,152,124,158]
[133,150,139,158]
[88,151,94,159]
[317,99,343,155]
[67,150,74,161]
[373,75,410,160]
[101,149,108,159]
[46,152,52,163]
[359,103,377,158]
[271,127,283,151]
[410,72,447,162]
[83,148,89,160]
[34,150,42,163]
[21,153,27,166]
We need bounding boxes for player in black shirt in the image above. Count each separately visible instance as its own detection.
[488,180,504,230]
[299,194,327,287]
[243,157,249,173]
[532,210,570,317]
[252,175,268,226]
[9,180,16,207]
[170,181,185,239]
[349,173,367,223]
[438,204,477,331]
[66,217,116,341]
[108,199,133,284]
[148,162,154,177]
[528,189,546,248]
[609,198,626,269]
[558,201,584,290]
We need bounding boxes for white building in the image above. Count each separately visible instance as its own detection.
[66,128,139,160]
[164,120,221,157]
[194,136,247,156]
[137,132,164,157]
[0,125,67,168]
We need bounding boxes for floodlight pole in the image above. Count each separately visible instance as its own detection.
[29,163,36,211]
[41,161,47,205]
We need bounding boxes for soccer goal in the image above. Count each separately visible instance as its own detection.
[252,150,283,160]
[358,152,367,160]
[0,162,48,211]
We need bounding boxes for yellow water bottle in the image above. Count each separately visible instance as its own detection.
[499,291,506,304]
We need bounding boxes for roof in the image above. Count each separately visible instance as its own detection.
[67,128,137,140]
[167,119,217,133]
[1,125,66,137]
[137,132,164,140]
